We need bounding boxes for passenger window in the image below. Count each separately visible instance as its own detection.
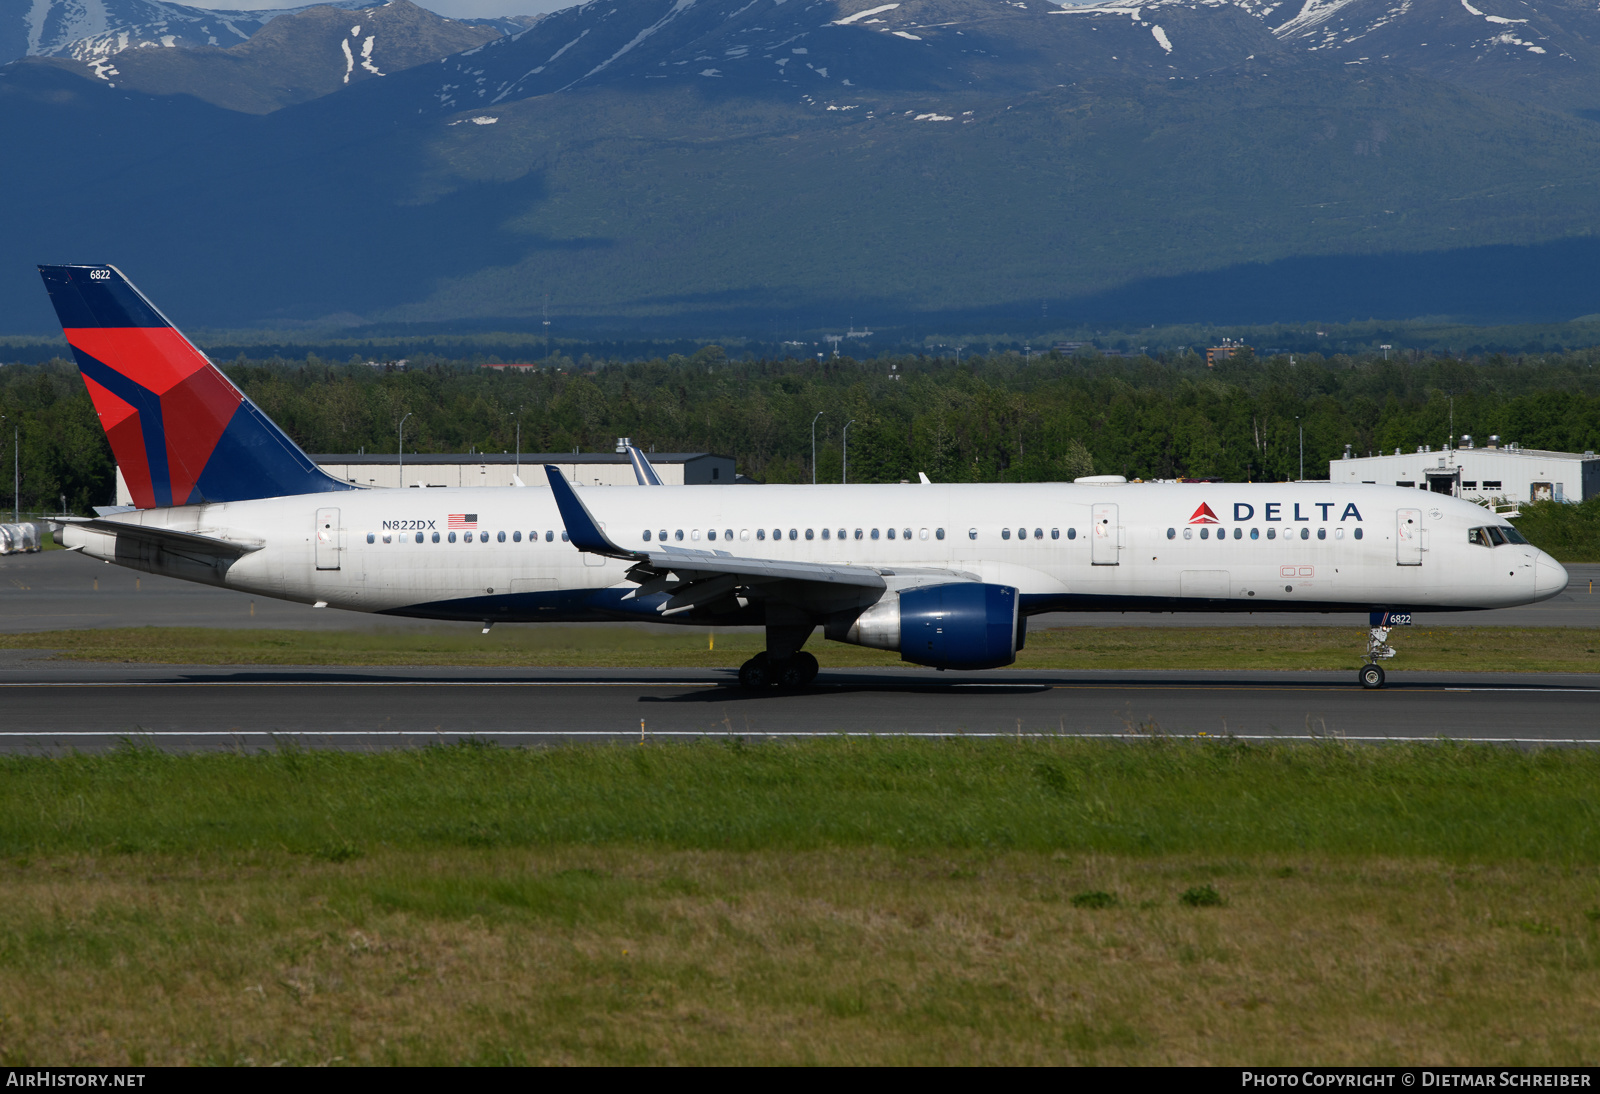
[1166,527,1176,539]
[512,531,521,543]
[1250,528,1259,540]
[904,529,912,540]
[448,532,457,543]
[480,532,489,544]
[382,533,391,543]
[643,530,652,541]
[856,529,865,540]
[546,531,554,542]
[432,532,440,543]
[919,528,928,540]
[1017,528,1026,540]
[1316,528,1326,540]
[773,529,782,540]
[1034,528,1043,539]
[561,531,570,542]
[805,529,814,540]
[741,529,750,540]
[871,529,880,540]
[1233,528,1242,540]
[888,528,897,540]
[725,530,733,541]
[1067,528,1076,540]
[675,530,684,541]
[691,530,701,541]
[789,528,798,540]
[757,528,766,541]
[1183,527,1193,540]
[838,529,846,540]
[658,529,667,542]
[1051,528,1060,540]
[1354,528,1363,540]
[707,530,716,541]
[822,528,831,540]
[968,528,977,540]
[1299,528,1310,540]
[1002,528,1011,540]
[936,528,945,540]
[1334,528,1344,540]
[497,531,506,543]
[366,533,375,544]
[1199,528,1208,540]
[1267,528,1276,540]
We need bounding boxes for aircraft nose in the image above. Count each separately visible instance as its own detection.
[1535,555,1569,600]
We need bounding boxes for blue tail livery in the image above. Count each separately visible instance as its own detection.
[37,264,355,508]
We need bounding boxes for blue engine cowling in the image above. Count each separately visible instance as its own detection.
[898,582,1019,669]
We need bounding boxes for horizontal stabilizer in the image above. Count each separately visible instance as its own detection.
[54,516,263,557]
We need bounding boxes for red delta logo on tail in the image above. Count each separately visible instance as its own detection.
[1188,502,1220,525]
[37,264,352,509]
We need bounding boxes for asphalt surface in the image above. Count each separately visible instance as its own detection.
[5,550,1600,752]
[3,656,1599,752]
[5,549,1600,632]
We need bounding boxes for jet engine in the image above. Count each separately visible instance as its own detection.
[827,582,1020,669]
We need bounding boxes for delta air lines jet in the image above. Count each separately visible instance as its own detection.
[38,265,1570,689]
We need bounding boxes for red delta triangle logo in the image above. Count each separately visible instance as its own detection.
[1188,503,1221,525]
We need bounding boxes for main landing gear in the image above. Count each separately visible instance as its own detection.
[1359,617,1399,689]
[738,651,820,689]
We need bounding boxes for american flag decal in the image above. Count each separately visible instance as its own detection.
[448,513,478,529]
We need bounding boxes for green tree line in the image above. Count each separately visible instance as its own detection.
[8,346,1600,514]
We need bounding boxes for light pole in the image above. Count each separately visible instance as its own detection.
[398,412,413,487]
[842,419,856,484]
[1296,416,1303,482]
[811,411,823,485]
[1,415,14,522]
[515,405,524,475]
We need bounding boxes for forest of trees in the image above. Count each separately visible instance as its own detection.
[6,345,1600,514]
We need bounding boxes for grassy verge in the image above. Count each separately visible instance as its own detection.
[4,624,1600,672]
[4,741,1600,1065]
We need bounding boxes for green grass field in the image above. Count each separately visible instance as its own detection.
[5,624,1600,673]
[4,741,1600,1064]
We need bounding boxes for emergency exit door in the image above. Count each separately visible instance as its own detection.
[315,508,341,570]
[1396,508,1423,566]
[1091,503,1119,565]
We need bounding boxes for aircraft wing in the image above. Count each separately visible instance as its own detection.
[52,516,264,557]
[543,465,892,611]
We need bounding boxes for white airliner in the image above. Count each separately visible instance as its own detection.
[37,265,1569,690]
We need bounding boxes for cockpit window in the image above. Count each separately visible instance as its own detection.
[1501,526,1528,545]
[1486,526,1508,547]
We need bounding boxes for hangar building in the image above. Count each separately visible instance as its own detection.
[1332,438,1600,505]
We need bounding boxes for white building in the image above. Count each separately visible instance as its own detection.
[1332,437,1600,505]
[114,451,739,505]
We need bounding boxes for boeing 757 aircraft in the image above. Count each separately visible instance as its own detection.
[37,265,1570,689]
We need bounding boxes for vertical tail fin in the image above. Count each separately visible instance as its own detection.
[626,445,665,486]
[37,264,354,508]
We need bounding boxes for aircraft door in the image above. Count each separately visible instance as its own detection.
[315,508,341,571]
[1396,508,1423,566]
[1091,504,1119,565]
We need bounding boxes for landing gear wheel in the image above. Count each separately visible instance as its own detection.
[1359,663,1386,690]
[738,653,772,689]
[793,651,819,686]
[775,652,818,689]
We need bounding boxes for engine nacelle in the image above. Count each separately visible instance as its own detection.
[828,582,1019,669]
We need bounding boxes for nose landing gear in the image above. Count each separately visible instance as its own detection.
[1359,612,1404,689]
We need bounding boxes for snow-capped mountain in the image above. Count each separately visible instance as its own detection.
[394,0,1600,114]
[0,0,373,65]
[73,0,504,111]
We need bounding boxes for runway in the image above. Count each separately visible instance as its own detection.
[4,657,1599,751]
